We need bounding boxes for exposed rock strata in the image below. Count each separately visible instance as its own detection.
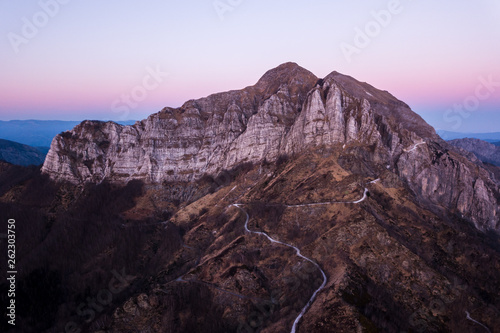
[42,63,500,231]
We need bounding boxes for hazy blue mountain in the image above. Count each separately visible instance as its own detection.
[437,130,500,142]
[0,120,136,147]
[448,138,500,167]
[35,146,50,155]
[0,139,48,166]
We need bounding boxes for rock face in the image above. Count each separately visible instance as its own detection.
[43,63,317,184]
[41,62,499,232]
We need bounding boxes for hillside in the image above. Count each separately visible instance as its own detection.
[0,139,48,166]
[448,138,500,167]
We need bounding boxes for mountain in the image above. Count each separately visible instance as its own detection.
[2,63,500,333]
[437,130,500,142]
[42,62,499,232]
[0,139,48,166]
[0,120,136,147]
[448,138,500,167]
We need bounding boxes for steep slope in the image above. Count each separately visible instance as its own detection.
[101,151,500,333]
[3,150,500,333]
[43,63,440,184]
[41,63,499,232]
[42,62,317,184]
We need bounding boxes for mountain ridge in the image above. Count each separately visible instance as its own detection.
[41,63,499,232]
[437,129,500,142]
[41,62,440,183]
[0,138,48,166]
[448,137,500,167]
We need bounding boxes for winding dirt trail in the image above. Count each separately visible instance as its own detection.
[171,177,379,332]
[285,186,371,208]
[403,141,426,153]
[232,204,327,333]
[232,180,376,332]
[466,311,491,333]
[170,139,432,330]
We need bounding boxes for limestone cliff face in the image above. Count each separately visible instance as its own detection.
[41,63,499,231]
[43,63,317,184]
[397,142,499,231]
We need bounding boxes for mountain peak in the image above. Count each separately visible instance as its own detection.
[255,62,317,91]
[323,70,438,140]
[42,63,499,232]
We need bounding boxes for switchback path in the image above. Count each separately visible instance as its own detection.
[232,180,377,333]
[231,204,327,333]
[231,178,380,333]
[466,311,491,333]
[170,178,379,332]
[403,141,426,153]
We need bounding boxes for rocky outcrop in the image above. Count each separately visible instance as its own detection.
[41,63,499,232]
[397,141,499,231]
[42,63,317,184]
[42,63,437,184]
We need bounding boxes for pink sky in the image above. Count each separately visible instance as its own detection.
[1,1,499,131]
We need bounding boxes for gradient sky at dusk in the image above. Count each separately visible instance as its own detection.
[1,0,499,132]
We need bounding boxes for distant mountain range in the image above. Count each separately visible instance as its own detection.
[448,138,500,167]
[0,119,136,147]
[437,129,500,143]
[0,139,48,166]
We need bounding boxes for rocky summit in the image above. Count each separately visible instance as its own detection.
[5,63,499,333]
[42,62,499,232]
